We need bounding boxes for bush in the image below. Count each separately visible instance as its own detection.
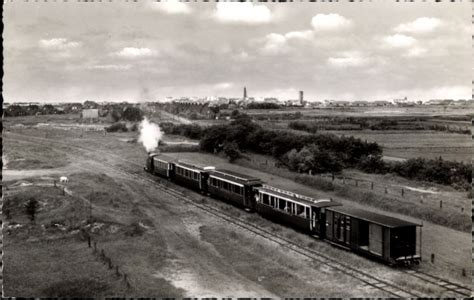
[105,123,128,132]
[223,142,241,162]
[160,122,204,140]
[122,106,143,122]
[246,102,281,109]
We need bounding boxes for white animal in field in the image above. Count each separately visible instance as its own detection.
[59,176,69,183]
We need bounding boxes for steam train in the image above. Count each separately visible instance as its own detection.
[145,153,422,266]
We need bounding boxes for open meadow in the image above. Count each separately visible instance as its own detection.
[2,113,471,297]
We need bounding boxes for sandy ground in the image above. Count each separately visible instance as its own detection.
[4,130,387,297]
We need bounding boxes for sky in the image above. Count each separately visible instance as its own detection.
[3,0,472,102]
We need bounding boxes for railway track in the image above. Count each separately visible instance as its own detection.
[5,131,472,297]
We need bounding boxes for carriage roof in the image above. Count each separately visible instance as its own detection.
[255,185,340,208]
[210,169,262,185]
[327,206,422,228]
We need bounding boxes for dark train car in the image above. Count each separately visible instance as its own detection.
[325,206,422,265]
[145,153,176,179]
[207,169,262,210]
[254,185,340,237]
[174,161,214,192]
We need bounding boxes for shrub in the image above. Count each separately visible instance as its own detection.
[25,198,39,221]
[105,122,128,132]
[223,141,241,162]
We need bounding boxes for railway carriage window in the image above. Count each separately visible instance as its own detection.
[296,204,305,217]
[278,199,287,212]
[262,194,269,205]
[223,181,228,190]
[263,193,269,205]
[305,207,310,219]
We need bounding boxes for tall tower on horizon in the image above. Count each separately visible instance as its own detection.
[243,87,247,99]
[299,90,304,105]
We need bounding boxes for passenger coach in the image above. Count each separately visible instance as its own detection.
[325,206,422,265]
[145,153,175,179]
[174,160,214,192]
[254,185,340,237]
[207,169,262,210]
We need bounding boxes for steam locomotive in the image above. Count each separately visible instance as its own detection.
[145,153,422,266]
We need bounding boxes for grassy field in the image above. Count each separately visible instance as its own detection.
[326,130,471,162]
[3,125,397,297]
[3,114,471,297]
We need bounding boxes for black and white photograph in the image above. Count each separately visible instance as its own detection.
[2,0,472,297]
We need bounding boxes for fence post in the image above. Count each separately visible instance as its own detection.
[116,266,120,277]
[371,182,374,190]
[108,258,113,269]
[439,200,442,209]
[431,253,435,264]
[401,188,404,197]
[462,269,466,277]
[93,241,97,252]
[87,236,91,248]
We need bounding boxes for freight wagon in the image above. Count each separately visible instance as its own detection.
[325,206,421,265]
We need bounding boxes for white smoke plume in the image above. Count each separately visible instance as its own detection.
[138,117,163,153]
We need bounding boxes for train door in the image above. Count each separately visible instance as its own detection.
[311,208,321,236]
[326,210,333,240]
[369,223,383,256]
[200,172,209,193]
[244,185,257,210]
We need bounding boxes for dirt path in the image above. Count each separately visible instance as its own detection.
[4,131,388,297]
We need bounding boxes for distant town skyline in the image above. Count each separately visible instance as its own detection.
[3,1,471,103]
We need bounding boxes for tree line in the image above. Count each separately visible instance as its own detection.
[162,115,471,190]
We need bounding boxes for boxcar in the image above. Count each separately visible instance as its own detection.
[207,169,262,210]
[254,185,340,237]
[174,161,214,192]
[325,206,422,265]
[145,153,176,179]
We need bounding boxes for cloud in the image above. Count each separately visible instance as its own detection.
[404,47,427,58]
[259,33,289,55]
[87,64,132,70]
[383,34,417,48]
[234,51,251,61]
[214,82,233,90]
[394,17,442,34]
[311,14,352,31]
[327,51,369,68]
[149,0,191,15]
[39,38,81,49]
[284,30,314,41]
[115,47,156,58]
[259,30,314,55]
[214,2,271,24]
